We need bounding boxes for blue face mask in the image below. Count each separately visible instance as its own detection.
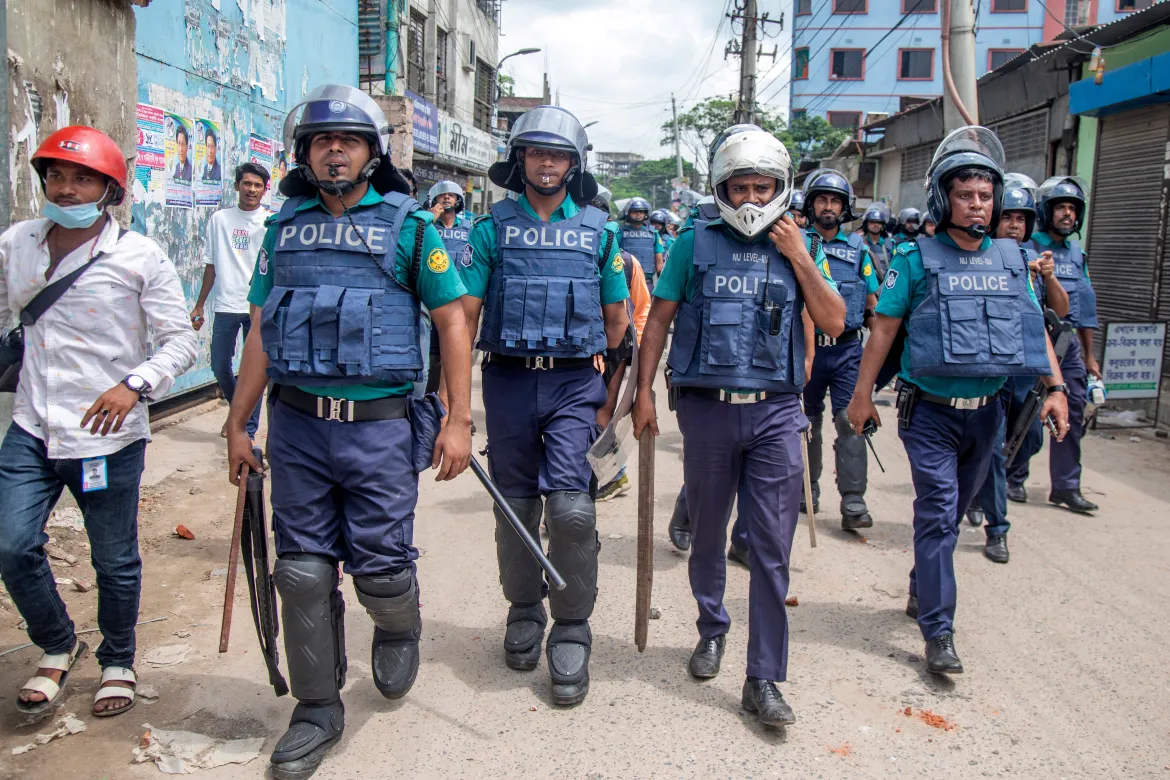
[42,199,105,230]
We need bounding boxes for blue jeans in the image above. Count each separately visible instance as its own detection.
[212,311,262,437]
[0,424,146,668]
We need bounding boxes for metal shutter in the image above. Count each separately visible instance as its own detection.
[898,143,933,211]
[1085,104,1170,371]
[989,110,1048,184]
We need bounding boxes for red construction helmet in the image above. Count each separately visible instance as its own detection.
[31,126,128,205]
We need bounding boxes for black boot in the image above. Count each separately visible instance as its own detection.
[668,490,691,551]
[688,635,725,679]
[800,481,821,514]
[504,603,547,671]
[741,678,795,727]
[1049,489,1098,514]
[984,535,1009,564]
[727,544,752,569]
[1006,482,1027,503]
[925,634,963,674]
[271,701,345,780]
[370,628,419,699]
[905,595,918,619]
[840,494,873,530]
[546,621,591,706]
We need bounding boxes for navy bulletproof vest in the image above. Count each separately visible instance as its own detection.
[620,225,656,279]
[907,236,1049,379]
[259,192,426,387]
[1049,239,1098,329]
[667,220,806,393]
[477,199,608,357]
[437,216,471,267]
[821,231,868,330]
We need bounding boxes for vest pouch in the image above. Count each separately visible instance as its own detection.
[337,289,373,377]
[752,281,790,371]
[838,280,864,329]
[705,299,743,367]
[567,279,598,347]
[985,297,1022,357]
[1064,279,1081,326]
[309,285,345,376]
[944,297,984,362]
[521,279,550,348]
[544,279,571,346]
[667,304,701,374]
[260,286,293,363]
[1078,283,1098,329]
[498,277,528,346]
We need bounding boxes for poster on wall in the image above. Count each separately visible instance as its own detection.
[163,113,194,208]
[270,144,289,211]
[134,103,166,203]
[1102,322,1166,400]
[194,118,224,207]
[248,133,275,210]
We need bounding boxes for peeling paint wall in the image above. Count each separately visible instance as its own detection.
[133,0,358,396]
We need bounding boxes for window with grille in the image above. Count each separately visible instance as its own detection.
[436,28,450,111]
[990,0,1026,11]
[901,144,933,184]
[1063,0,1087,25]
[474,59,495,132]
[1118,0,1153,10]
[899,49,933,79]
[833,0,866,12]
[988,48,1024,71]
[989,111,1049,183]
[407,10,426,96]
[830,49,864,80]
[794,48,810,79]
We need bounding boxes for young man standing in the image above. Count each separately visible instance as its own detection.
[0,126,197,718]
[191,163,271,437]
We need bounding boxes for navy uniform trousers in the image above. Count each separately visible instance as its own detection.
[1049,337,1088,491]
[679,391,806,682]
[268,398,418,576]
[802,339,861,419]
[974,377,1042,538]
[899,397,1002,640]
[481,362,607,496]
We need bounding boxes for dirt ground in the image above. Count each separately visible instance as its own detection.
[2,376,1169,779]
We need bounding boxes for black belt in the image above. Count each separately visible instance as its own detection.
[680,388,788,405]
[275,385,407,422]
[487,354,595,370]
[815,329,860,348]
[896,380,998,410]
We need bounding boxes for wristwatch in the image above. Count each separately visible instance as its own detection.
[123,374,152,399]
[1047,383,1068,395]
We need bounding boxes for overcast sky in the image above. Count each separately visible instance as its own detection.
[497,0,792,166]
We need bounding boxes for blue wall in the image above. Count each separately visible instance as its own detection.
[791,0,1046,122]
[132,0,357,396]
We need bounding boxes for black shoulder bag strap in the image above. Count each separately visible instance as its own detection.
[19,227,126,327]
[409,218,426,292]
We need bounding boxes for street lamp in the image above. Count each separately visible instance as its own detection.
[492,47,541,145]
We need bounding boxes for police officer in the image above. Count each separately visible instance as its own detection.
[461,105,629,706]
[650,208,674,256]
[965,180,1069,563]
[860,201,894,283]
[634,126,844,727]
[224,86,473,779]
[787,190,808,228]
[619,196,664,287]
[846,127,1069,675]
[893,207,922,244]
[801,168,880,528]
[921,214,937,237]
[425,180,474,393]
[1033,175,1100,514]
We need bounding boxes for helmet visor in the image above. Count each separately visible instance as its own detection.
[283,84,390,156]
[1003,172,1039,194]
[1037,175,1088,202]
[509,106,588,160]
[710,132,792,189]
[928,126,1005,178]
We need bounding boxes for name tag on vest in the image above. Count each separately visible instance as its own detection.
[941,271,1014,295]
[276,222,389,254]
[502,225,595,251]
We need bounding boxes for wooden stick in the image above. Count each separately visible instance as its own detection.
[218,469,249,653]
[801,428,818,548]
[635,429,655,652]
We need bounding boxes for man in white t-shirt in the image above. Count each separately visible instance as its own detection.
[191,163,270,437]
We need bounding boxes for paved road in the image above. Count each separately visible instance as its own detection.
[2,377,1168,779]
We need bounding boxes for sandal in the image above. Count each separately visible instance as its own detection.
[93,666,137,718]
[16,640,89,715]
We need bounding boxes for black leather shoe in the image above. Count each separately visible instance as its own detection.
[905,595,918,620]
[741,678,795,727]
[1006,483,1027,503]
[925,634,963,674]
[1049,489,1098,514]
[668,492,691,551]
[966,506,985,526]
[984,535,1009,564]
[688,635,725,679]
[727,545,752,570]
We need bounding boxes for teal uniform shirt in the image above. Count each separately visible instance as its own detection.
[877,234,1041,399]
[463,193,629,305]
[248,187,468,401]
[1030,231,1092,283]
[660,232,675,255]
[653,220,837,394]
[811,227,880,335]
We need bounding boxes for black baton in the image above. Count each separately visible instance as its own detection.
[862,419,886,473]
[470,457,567,591]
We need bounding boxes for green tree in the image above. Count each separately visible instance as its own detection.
[604,157,701,206]
[497,73,515,98]
[786,114,851,162]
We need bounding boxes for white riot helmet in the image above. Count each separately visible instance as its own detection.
[710,128,795,239]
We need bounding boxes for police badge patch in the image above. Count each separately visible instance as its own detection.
[611,253,624,274]
[884,268,899,290]
[427,247,450,273]
[459,244,473,268]
[258,248,269,276]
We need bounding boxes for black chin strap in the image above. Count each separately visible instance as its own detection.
[959,223,990,239]
[521,165,567,197]
[306,156,382,197]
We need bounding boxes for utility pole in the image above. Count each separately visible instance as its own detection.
[672,94,683,181]
[942,0,978,131]
[726,1,782,125]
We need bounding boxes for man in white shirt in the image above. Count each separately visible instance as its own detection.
[0,126,197,718]
[190,163,270,437]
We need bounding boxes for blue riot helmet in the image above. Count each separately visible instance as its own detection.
[649,208,670,228]
[1003,172,1039,199]
[624,197,652,220]
[924,125,1006,238]
[427,180,465,214]
[590,184,613,215]
[488,104,598,203]
[1001,182,1037,238]
[802,167,856,224]
[1036,175,1088,236]
[279,84,409,198]
[787,190,805,216]
[862,201,890,234]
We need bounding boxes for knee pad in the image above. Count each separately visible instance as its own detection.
[495,497,546,605]
[807,414,824,483]
[545,491,599,622]
[273,554,346,705]
[833,409,868,495]
[353,568,420,639]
